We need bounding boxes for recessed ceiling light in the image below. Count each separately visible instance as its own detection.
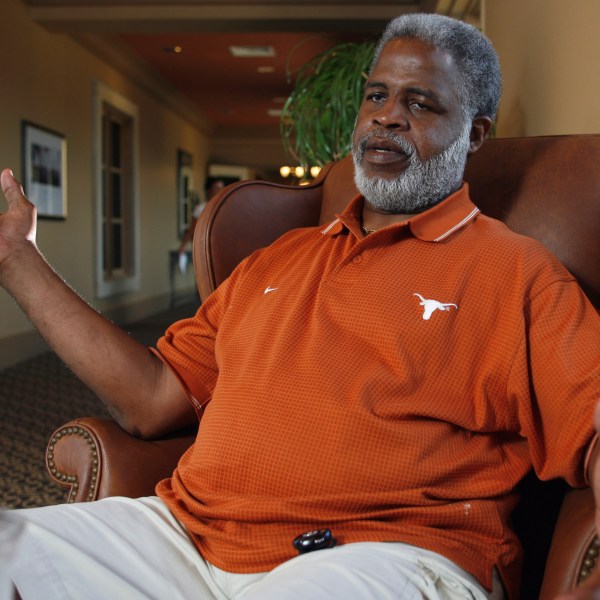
[257,66,275,74]
[163,45,182,54]
[229,45,276,58]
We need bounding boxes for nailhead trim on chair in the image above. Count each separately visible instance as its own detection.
[46,426,99,503]
[579,537,600,583]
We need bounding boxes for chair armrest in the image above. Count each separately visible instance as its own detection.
[46,417,196,503]
[539,487,598,599]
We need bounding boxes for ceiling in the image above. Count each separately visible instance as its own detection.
[22,0,481,171]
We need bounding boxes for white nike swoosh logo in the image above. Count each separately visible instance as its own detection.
[264,286,278,294]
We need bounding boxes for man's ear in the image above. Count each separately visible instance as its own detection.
[468,116,493,154]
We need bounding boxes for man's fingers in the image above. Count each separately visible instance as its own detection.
[1,169,26,206]
[0,168,37,244]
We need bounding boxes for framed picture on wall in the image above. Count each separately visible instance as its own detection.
[21,121,67,219]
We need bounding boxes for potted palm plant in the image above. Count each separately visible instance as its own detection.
[280,41,376,172]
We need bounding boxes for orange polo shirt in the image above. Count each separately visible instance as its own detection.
[155,185,600,599]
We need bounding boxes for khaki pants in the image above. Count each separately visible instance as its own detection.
[8,496,502,600]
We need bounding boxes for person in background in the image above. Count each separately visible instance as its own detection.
[177,177,225,256]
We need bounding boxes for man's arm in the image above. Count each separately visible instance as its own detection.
[177,218,198,254]
[554,403,600,599]
[0,169,196,439]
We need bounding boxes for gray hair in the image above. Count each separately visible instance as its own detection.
[373,13,502,120]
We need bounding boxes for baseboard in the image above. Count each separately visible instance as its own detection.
[0,330,51,370]
[102,293,172,326]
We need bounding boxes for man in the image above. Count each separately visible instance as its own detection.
[1,13,599,600]
[177,177,225,256]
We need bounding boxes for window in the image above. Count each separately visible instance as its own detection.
[93,83,139,298]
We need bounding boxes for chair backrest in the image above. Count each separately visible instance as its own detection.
[193,134,600,598]
[464,134,600,308]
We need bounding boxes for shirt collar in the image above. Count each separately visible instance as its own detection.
[320,183,480,243]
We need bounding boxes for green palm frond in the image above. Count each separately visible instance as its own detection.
[280,41,376,171]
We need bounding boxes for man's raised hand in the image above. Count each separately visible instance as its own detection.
[0,169,38,276]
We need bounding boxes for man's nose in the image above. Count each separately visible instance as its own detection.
[373,104,409,130]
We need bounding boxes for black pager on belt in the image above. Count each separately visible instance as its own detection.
[293,528,337,554]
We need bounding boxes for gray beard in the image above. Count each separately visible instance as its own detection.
[352,124,472,214]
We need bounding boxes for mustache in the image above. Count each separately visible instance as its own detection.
[354,129,417,159]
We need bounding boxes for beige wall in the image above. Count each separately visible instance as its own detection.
[0,0,209,368]
[486,0,600,137]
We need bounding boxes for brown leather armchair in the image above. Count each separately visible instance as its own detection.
[46,135,600,599]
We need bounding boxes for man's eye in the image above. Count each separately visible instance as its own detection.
[410,101,429,111]
[366,92,386,103]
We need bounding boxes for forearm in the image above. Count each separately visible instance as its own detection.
[588,434,600,527]
[0,169,195,437]
[1,243,184,438]
[556,430,600,599]
[177,219,197,253]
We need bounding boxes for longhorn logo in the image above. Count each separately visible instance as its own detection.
[413,293,458,321]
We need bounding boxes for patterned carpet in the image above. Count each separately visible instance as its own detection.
[0,300,199,510]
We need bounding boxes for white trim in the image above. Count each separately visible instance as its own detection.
[434,208,480,242]
[321,218,340,235]
[93,81,140,298]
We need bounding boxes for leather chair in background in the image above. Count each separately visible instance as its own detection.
[47,134,600,599]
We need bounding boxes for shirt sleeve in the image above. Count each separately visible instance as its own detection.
[507,278,600,487]
[154,257,247,415]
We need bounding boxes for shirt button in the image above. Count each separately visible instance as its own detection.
[352,254,363,264]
